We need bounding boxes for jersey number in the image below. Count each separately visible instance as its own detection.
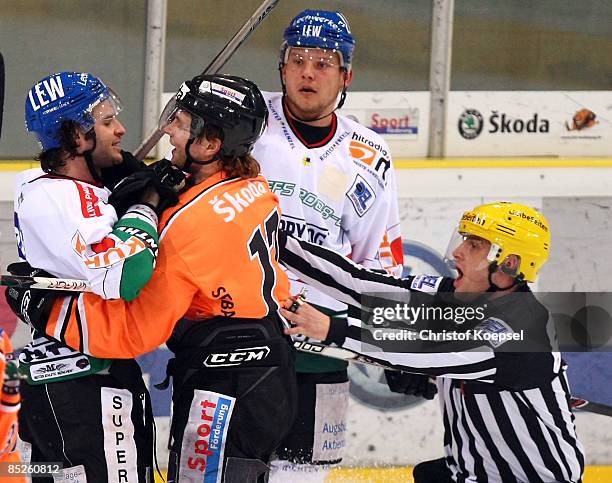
[248,209,280,316]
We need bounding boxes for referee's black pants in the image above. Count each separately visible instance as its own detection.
[413,457,454,483]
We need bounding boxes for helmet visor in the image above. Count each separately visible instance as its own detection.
[158,96,179,130]
[283,47,343,72]
[444,229,499,273]
[160,104,209,140]
[443,229,463,271]
[89,87,123,130]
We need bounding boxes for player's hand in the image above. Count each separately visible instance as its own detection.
[385,370,438,400]
[281,300,331,341]
[109,159,186,216]
[4,262,61,329]
[100,150,146,190]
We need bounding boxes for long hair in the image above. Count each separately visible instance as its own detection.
[200,124,260,179]
[36,120,93,173]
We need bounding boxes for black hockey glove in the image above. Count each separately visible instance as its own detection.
[109,159,186,217]
[100,150,147,190]
[385,369,438,400]
[4,262,63,332]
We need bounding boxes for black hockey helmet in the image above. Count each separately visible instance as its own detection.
[165,73,268,157]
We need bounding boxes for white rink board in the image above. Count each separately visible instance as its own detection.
[338,91,430,158]
[447,91,612,156]
[158,91,430,159]
[159,90,612,159]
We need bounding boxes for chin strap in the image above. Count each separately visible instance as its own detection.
[182,138,219,173]
[486,262,524,292]
[278,65,349,123]
[83,132,102,183]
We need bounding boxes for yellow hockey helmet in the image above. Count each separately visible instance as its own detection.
[457,202,550,282]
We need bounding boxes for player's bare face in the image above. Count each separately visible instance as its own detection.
[91,101,125,167]
[452,236,492,293]
[163,110,192,169]
[282,47,349,124]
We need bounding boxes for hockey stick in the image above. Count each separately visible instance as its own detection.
[0,51,5,139]
[0,274,91,292]
[2,274,397,368]
[133,0,280,160]
[570,397,612,417]
[291,338,401,370]
[282,289,406,370]
[5,272,611,414]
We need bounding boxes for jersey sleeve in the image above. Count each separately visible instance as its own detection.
[280,234,563,386]
[43,235,198,358]
[279,233,493,378]
[15,178,158,301]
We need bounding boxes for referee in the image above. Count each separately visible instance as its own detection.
[280,202,584,483]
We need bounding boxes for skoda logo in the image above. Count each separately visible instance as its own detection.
[458,109,484,140]
[348,240,453,411]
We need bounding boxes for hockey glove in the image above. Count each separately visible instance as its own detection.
[4,262,63,332]
[100,150,147,190]
[109,159,186,217]
[385,369,438,400]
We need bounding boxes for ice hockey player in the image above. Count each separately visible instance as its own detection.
[15,71,184,481]
[8,74,298,483]
[252,10,404,477]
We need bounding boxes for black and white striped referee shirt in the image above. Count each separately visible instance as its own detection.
[280,233,585,483]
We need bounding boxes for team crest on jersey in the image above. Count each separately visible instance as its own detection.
[346,175,375,217]
[474,317,515,348]
[410,275,443,293]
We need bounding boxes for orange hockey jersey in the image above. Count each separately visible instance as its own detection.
[45,172,290,359]
[0,330,23,481]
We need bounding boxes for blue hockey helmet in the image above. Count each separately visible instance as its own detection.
[280,10,355,70]
[25,72,122,151]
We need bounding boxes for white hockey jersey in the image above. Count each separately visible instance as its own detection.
[13,168,159,383]
[14,169,157,299]
[253,92,403,311]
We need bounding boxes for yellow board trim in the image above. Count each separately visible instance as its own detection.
[2,157,612,172]
[394,157,612,169]
[154,466,612,482]
[0,161,39,171]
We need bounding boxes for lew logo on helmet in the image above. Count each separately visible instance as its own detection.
[28,75,65,111]
[301,24,322,37]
